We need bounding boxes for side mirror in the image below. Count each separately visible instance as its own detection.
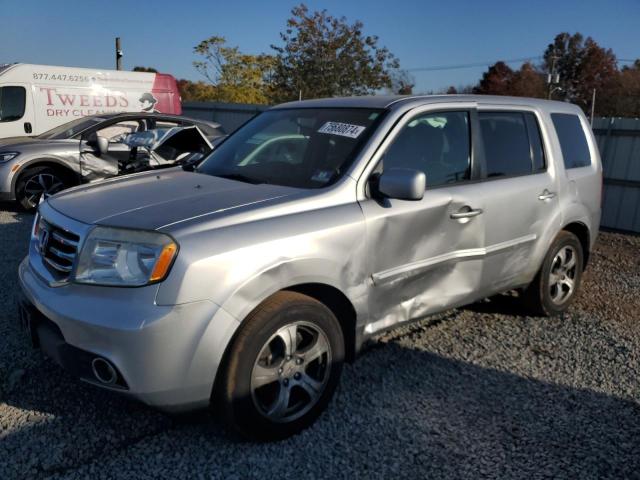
[377,168,426,201]
[96,136,109,156]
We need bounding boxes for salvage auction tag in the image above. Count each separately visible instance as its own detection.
[318,122,366,139]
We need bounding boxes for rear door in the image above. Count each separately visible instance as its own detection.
[473,107,562,292]
[359,105,488,333]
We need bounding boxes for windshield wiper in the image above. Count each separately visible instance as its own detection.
[211,173,264,185]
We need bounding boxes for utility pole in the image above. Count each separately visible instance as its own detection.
[115,37,123,71]
[547,53,560,99]
[590,88,596,126]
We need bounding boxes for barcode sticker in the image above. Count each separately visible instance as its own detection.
[317,122,366,139]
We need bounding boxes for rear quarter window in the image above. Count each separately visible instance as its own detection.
[551,113,591,169]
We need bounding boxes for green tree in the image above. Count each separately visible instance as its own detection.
[389,69,415,95]
[270,4,400,102]
[193,36,274,104]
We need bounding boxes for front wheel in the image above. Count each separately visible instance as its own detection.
[15,166,70,211]
[217,291,344,441]
[522,231,584,316]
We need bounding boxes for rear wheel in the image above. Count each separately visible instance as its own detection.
[217,291,344,441]
[16,166,71,210]
[523,231,584,316]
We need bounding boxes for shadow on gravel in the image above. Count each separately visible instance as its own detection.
[2,339,639,478]
[463,293,530,316]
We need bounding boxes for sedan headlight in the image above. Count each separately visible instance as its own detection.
[75,227,178,286]
[0,151,19,163]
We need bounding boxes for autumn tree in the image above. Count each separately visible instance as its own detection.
[543,32,618,115]
[473,61,514,95]
[193,36,274,104]
[270,4,400,102]
[613,60,640,117]
[132,66,158,73]
[507,62,546,98]
[177,79,217,102]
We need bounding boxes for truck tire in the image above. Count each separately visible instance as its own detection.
[217,291,344,441]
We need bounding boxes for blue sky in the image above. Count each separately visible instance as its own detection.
[1,0,638,93]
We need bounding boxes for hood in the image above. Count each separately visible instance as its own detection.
[47,169,302,230]
[0,137,74,151]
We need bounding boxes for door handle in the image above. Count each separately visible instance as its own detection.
[450,208,483,219]
[538,190,556,201]
[24,122,32,134]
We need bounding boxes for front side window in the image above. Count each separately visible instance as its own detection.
[98,120,142,143]
[198,108,383,188]
[381,111,471,187]
[551,113,591,169]
[479,112,534,177]
[0,86,26,122]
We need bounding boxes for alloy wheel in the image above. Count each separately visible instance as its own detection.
[23,173,65,208]
[250,321,332,423]
[548,245,578,304]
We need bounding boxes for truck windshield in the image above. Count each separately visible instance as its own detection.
[197,108,383,188]
[0,86,26,122]
[37,116,104,139]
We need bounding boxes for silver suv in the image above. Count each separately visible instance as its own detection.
[18,95,601,440]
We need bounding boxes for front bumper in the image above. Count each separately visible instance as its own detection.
[18,257,240,411]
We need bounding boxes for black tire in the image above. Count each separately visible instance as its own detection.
[15,166,71,211]
[217,291,344,441]
[522,231,584,316]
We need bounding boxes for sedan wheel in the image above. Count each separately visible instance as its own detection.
[16,167,69,210]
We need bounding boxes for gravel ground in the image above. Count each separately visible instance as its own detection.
[1,203,639,479]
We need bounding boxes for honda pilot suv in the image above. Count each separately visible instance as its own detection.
[18,95,601,440]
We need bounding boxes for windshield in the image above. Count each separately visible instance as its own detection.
[197,108,383,188]
[37,116,104,139]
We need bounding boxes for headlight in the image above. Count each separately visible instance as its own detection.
[74,226,178,286]
[0,151,19,163]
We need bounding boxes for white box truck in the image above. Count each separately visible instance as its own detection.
[0,63,182,138]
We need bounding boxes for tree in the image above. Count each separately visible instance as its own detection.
[177,79,217,102]
[270,4,400,102]
[132,66,158,73]
[614,60,640,117]
[446,86,458,94]
[543,33,618,115]
[507,62,546,98]
[473,61,514,95]
[389,69,415,95]
[193,36,274,104]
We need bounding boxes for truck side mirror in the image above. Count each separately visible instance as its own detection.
[376,168,426,201]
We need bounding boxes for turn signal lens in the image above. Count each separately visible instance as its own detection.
[150,243,178,282]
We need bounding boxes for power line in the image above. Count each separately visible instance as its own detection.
[406,56,542,72]
[407,56,639,73]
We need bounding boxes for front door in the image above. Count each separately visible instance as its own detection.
[0,84,33,138]
[360,108,486,335]
[80,119,143,182]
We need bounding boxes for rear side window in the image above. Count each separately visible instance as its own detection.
[0,86,26,122]
[479,111,545,177]
[551,113,591,169]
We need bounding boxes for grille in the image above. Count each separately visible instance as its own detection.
[40,220,80,278]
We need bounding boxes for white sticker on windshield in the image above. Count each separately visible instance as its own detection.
[318,122,366,139]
